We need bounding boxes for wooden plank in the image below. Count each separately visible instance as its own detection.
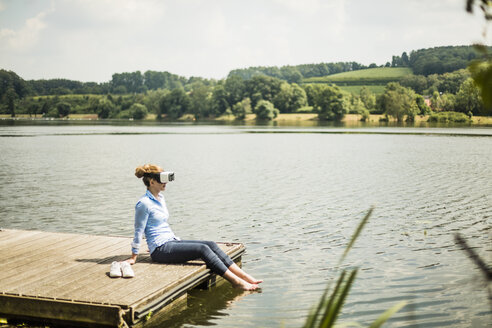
[1,231,73,263]
[0,234,122,289]
[0,231,52,258]
[42,250,133,300]
[0,294,124,327]
[0,232,123,290]
[0,229,43,244]
[0,233,95,280]
[6,240,130,298]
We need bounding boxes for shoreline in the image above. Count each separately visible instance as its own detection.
[1,113,492,126]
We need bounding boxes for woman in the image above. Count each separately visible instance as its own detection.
[126,164,262,291]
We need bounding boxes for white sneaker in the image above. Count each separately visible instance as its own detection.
[120,261,135,278]
[109,261,122,278]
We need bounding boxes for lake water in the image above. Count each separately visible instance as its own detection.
[0,121,491,327]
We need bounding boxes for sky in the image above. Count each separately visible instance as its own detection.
[0,0,489,82]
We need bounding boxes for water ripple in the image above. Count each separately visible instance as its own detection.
[0,126,491,327]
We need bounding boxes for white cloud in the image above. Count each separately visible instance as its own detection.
[0,0,487,82]
[272,0,323,15]
[0,9,50,52]
[58,0,167,28]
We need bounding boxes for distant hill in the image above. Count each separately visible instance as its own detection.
[408,45,491,76]
[228,45,488,83]
[228,62,365,83]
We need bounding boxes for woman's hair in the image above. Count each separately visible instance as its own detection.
[135,164,163,188]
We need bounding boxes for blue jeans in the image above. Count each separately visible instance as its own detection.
[151,240,234,276]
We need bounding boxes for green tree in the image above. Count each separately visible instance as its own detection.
[189,83,212,119]
[430,91,441,111]
[56,102,71,117]
[245,75,282,108]
[253,99,279,120]
[409,45,484,75]
[359,87,376,111]
[455,78,484,115]
[111,71,144,93]
[113,85,127,94]
[392,55,403,67]
[437,69,470,94]
[401,52,410,66]
[464,1,491,112]
[158,88,191,119]
[40,101,50,116]
[144,89,169,115]
[468,53,492,113]
[224,75,245,107]
[211,84,230,116]
[129,103,148,120]
[231,97,252,120]
[415,95,431,115]
[440,93,456,112]
[400,75,429,94]
[381,82,419,121]
[27,103,39,117]
[346,94,369,121]
[280,66,303,83]
[273,82,308,113]
[144,70,166,90]
[311,85,347,121]
[3,88,17,117]
[424,74,440,95]
[0,69,28,101]
[97,98,116,119]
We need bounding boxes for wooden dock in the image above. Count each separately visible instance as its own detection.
[0,229,245,327]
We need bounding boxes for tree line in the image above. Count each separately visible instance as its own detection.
[3,45,486,99]
[1,66,488,122]
[0,44,490,122]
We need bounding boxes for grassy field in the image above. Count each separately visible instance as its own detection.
[302,67,413,95]
[303,67,412,83]
[337,85,386,95]
[30,94,102,99]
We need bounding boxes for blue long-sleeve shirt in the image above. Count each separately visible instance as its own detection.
[131,190,179,255]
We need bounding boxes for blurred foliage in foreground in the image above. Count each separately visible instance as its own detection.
[466,0,492,110]
[303,208,407,328]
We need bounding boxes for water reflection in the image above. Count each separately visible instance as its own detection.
[0,117,489,129]
[144,283,251,328]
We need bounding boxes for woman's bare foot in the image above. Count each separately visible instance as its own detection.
[228,263,263,285]
[234,281,259,291]
[224,269,260,291]
[245,276,263,284]
[242,276,262,284]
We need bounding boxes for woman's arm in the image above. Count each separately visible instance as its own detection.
[128,201,149,264]
[126,253,138,264]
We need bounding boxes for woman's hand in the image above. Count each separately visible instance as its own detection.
[126,254,137,265]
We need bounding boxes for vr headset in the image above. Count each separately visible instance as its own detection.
[144,171,175,183]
